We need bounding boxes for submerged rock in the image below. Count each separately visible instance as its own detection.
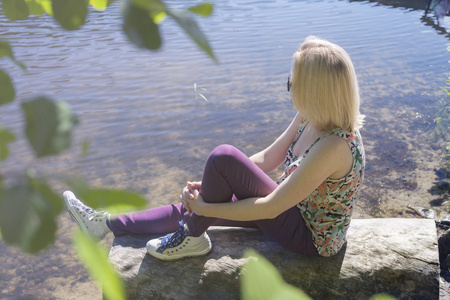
[108,218,439,300]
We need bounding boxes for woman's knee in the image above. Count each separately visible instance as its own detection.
[207,144,240,167]
[211,144,238,156]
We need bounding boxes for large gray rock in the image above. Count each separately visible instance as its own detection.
[108,218,439,299]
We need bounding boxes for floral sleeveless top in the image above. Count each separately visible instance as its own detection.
[277,121,365,257]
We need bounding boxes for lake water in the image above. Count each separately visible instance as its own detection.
[1,0,450,298]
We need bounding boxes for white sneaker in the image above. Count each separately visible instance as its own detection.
[63,190,111,240]
[147,221,212,261]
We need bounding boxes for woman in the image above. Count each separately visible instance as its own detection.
[64,36,365,260]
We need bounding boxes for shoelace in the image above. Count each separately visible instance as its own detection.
[87,210,107,221]
[159,221,189,250]
[71,198,106,221]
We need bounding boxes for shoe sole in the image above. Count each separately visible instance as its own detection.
[63,191,93,238]
[147,238,212,261]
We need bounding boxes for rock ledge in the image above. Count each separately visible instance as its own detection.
[109,218,439,299]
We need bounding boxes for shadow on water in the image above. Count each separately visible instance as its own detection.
[357,102,436,218]
[362,138,419,216]
[429,168,450,206]
[350,0,430,10]
[351,0,450,40]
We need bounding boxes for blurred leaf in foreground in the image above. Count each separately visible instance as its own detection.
[90,0,108,11]
[25,0,46,15]
[34,0,53,15]
[122,0,162,50]
[188,3,213,17]
[167,9,216,62]
[123,0,215,60]
[0,171,63,253]
[2,0,30,20]
[66,177,147,213]
[0,40,26,69]
[22,96,78,158]
[0,69,15,105]
[73,230,125,300]
[52,0,89,30]
[241,250,312,300]
[78,188,147,214]
[0,128,16,161]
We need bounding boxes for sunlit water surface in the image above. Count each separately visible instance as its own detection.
[1,0,450,298]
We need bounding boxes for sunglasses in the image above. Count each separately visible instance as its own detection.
[287,74,291,92]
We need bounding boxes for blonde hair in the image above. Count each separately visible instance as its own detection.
[290,36,364,132]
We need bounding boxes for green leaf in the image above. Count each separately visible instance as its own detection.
[25,0,45,15]
[0,69,15,105]
[150,11,166,24]
[78,188,147,214]
[73,230,126,300]
[122,0,161,50]
[0,41,14,60]
[22,97,78,158]
[0,172,63,253]
[90,0,108,11]
[0,40,25,69]
[167,9,216,62]
[52,0,89,30]
[2,0,30,20]
[0,128,16,161]
[188,3,213,17]
[35,0,52,14]
[241,250,312,300]
[65,177,146,213]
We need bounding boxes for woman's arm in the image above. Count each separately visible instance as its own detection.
[249,113,303,173]
[184,135,352,221]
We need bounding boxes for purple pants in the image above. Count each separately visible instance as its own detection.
[108,144,317,254]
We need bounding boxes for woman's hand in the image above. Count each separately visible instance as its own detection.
[187,181,201,191]
[180,181,202,214]
[183,187,206,216]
